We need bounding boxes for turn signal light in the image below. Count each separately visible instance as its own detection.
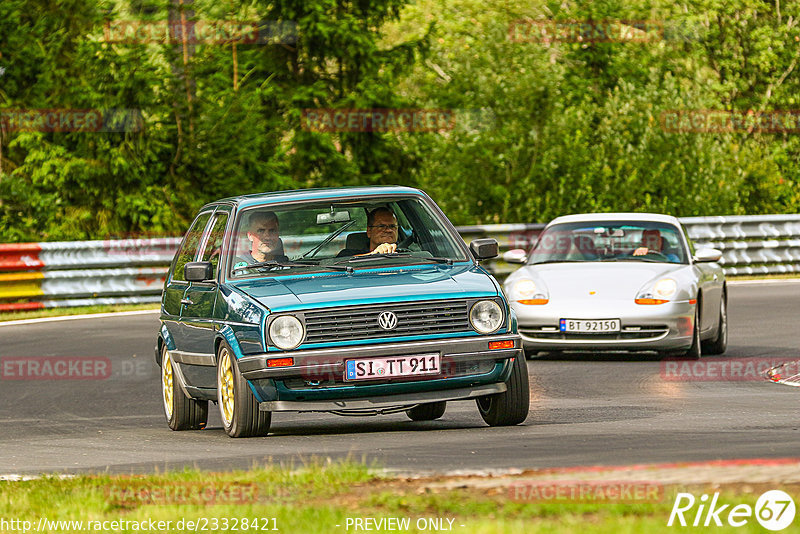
[635,298,670,305]
[517,299,549,305]
[489,340,515,350]
[267,357,294,368]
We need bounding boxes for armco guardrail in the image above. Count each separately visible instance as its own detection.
[0,239,180,312]
[1,215,798,312]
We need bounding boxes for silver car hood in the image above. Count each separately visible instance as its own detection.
[522,262,685,299]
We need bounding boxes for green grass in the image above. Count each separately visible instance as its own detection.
[0,303,159,322]
[2,461,796,533]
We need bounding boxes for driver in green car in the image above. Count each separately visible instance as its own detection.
[233,211,289,269]
[633,229,680,262]
[338,207,399,256]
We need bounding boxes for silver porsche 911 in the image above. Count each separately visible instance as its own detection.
[503,213,727,359]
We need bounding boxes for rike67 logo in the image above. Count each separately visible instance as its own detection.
[668,490,796,530]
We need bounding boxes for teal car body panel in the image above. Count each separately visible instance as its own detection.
[156,186,524,419]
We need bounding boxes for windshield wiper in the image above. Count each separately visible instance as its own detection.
[343,252,414,263]
[234,260,353,273]
[419,256,454,265]
[300,220,357,259]
[530,259,586,265]
[600,257,663,263]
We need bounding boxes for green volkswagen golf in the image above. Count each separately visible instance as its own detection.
[156,186,529,437]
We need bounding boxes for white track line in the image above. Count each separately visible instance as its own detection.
[0,309,160,327]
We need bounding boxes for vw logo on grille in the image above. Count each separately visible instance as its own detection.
[377,311,398,330]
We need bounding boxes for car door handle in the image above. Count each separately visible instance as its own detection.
[181,298,194,305]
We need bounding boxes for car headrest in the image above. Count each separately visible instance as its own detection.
[345,232,369,251]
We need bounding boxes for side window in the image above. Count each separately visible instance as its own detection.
[172,212,212,282]
[199,212,229,272]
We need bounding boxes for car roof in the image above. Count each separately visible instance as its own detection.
[547,212,682,227]
[207,186,426,210]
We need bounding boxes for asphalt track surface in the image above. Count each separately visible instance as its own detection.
[1,282,798,476]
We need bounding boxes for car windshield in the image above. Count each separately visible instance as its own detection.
[528,221,688,265]
[229,196,469,277]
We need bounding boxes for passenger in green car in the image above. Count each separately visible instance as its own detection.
[234,211,289,267]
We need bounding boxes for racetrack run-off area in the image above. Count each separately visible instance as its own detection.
[0,281,798,476]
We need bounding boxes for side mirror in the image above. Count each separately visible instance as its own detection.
[502,248,527,264]
[185,261,214,282]
[470,238,499,260]
[693,248,722,263]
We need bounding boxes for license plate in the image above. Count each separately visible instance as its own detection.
[560,319,621,333]
[345,353,440,381]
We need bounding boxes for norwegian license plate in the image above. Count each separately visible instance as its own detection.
[345,353,440,381]
[560,319,621,333]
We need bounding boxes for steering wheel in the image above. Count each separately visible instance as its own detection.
[637,250,668,260]
[396,232,416,250]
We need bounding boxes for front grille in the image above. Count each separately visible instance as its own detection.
[302,299,472,344]
[519,325,669,341]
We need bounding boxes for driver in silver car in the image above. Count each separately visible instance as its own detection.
[633,229,680,262]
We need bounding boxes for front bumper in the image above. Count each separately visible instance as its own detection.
[259,383,507,413]
[237,334,522,408]
[514,299,695,352]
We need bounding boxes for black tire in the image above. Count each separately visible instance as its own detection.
[161,346,208,431]
[702,292,727,355]
[406,401,446,421]
[684,305,702,360]
[217,342,271,438]
[476,355,530,426]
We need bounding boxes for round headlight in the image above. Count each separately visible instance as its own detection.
[269,315,304,350]
[654,278,677,298]
[469,300,503,334]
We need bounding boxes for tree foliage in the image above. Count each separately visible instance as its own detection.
[0,0,798,240]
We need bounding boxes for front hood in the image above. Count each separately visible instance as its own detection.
[518,262,685,300]
[231,263,497,312]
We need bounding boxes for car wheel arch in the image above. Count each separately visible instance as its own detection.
[694,290,706,338]
[156,336,165,367]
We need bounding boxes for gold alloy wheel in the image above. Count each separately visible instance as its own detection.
[162,350,174,420]
[219,348,235,426]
